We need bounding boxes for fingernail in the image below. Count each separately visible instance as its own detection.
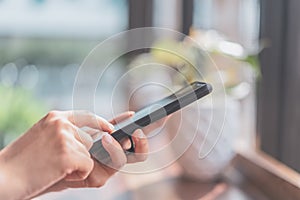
[108,123,115,131]
[128,111,135,116]
[103,133,112,144]
[137,129,146,139]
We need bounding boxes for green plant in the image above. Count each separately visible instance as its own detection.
[150,35,262,89]
[0,85,46,148]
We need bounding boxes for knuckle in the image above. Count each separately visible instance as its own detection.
[51,121,70,139]
[46,110,60,119]
[88,178,107,188]
[44,112,66,130]
[52,119,65,130]
[50,118,72,135]
[77,172,89,181]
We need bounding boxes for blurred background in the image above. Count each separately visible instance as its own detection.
[2,0,300,199]
[0,0,128,145]
[0,0,259,148]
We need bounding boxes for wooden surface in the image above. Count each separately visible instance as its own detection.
[233,150,300,200]
[112,177,269,200]
[38,162,269,200]
[39,150,300,200]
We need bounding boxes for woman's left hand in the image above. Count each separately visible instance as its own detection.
[37,111,148,196]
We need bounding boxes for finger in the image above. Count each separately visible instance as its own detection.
[47,179,87,189]
[50,159,117,189]
[60,129,94,181]
[109,111,135,125]
[80,126,104,141]
[74,128,94,150]
[64,148,94,181]
[84,160,117,188]
[121,138,132,150]
[80,126,101,136]
[101,133,127,169]
[65,123,94,150]
[127,129,148,163]
[66,110,115,133]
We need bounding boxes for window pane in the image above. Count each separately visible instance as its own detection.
[193,0,260,48]
[0,0,128,38]
[0,0,128,145]
[192,0,260,148]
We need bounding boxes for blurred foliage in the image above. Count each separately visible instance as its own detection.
[241,55,261,78]
[151,35,261,87]
[0,85,46,146]
[150,39,207,85]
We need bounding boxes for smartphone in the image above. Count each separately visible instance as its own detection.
[89,81,212,163]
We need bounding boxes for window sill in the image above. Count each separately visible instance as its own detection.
[232,148,300,199]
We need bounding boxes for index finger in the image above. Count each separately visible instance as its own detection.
[65,110,115,132]
[109,111,135,125]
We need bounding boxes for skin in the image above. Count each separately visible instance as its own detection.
[0,110,148,200]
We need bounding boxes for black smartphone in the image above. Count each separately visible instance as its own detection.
[89,81,212,163]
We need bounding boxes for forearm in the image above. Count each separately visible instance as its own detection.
[0,149,27,200]
[0,141,49,200]
[0,142,66,200]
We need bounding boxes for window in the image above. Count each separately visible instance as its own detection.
[0,0,128,109]
[193,0,260,49]
[0,0,128,146]
[0,0,128,38]
[188,0,300,173]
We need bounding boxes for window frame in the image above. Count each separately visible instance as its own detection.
[258,0,300,171]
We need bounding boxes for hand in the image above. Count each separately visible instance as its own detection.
[42,111,148,193]
[0,110,148,200]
